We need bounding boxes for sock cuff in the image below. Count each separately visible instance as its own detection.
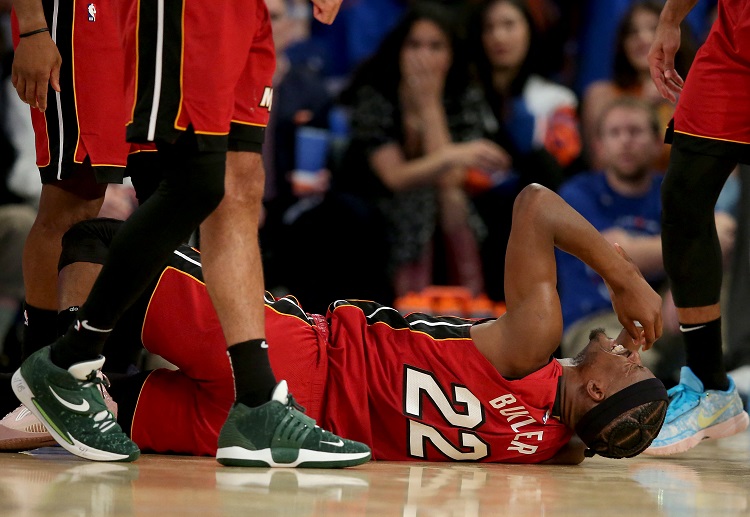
[679,318,721,332]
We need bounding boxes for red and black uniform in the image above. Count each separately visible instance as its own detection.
[668,0,750,163]
[118,0,275,152]
[66,219,573,461]
[11,0,153,184]
[125,250,571,461]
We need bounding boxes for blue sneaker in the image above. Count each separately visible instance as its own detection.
[644,366,749,456]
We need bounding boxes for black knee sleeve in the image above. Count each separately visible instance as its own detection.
[77,130,225,329]
[58,218,125,270]
[156,131,226,221]
[661,148,736,307]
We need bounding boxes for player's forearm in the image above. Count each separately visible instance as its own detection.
[518,185,642,288]
[12,0,48,33]
[606,233,664,278]
[658,0,699,26]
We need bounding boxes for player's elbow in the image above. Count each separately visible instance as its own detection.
[512,183,553,222]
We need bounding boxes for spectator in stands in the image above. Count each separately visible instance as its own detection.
[580,0,697,171]
[261,0,333,209]
[463,0,582,301]
[258,0,393,313]
[574,0,713,97]
[556,97,735,379]
[336,2,510,298]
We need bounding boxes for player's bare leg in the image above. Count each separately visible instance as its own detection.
[201,152,370,468]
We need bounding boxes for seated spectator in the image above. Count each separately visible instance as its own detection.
[259,0,393,313]
[466,0,583,188]
[573,0,712,97]
[463,0,583,301]
[557,97,734,379]
[336,2,509,298]
[262,0,333,208]
[580,0,697,171]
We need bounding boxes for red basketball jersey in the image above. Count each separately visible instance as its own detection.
[134,249,572,462]
[320,300,574,463]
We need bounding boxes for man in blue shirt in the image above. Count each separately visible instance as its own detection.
[556,98,665,368]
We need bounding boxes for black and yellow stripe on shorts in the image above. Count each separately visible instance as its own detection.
[666,119,750,165]
[38,0,78,183]
[128,0,185,145]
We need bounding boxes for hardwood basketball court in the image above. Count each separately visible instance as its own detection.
[1,429,748,516]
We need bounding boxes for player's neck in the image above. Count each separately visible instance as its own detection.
[557,365,585,428]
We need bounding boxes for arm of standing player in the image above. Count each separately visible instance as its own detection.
[473,184,662,378]
[11,0,61,111]
[309,0,342,24]
[647,0,699,103]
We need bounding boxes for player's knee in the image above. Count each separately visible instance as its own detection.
[59,218,124,269]
[180,152,226,215]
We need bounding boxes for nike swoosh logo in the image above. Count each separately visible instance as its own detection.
[321,439,344,447]
[260,341,269,349]
[75,320,111,333]
[679,325,706,333]
[696,400,735,428]
[49,387,90,412]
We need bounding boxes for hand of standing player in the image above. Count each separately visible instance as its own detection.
[647,0,698,103]
[11,0,61,111]
[309,0,342,24]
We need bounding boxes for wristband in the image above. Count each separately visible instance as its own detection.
[19,27,50,38]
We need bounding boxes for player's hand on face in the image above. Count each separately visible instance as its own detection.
[647,22,684,103]
[310,0,342,24]
[615,327,646,352]
[11,33,61,112]
[606,244,663,350]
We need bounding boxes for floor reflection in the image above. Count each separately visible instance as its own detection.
[0,431,747,517]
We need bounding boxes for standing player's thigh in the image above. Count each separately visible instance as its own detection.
[14,0,131,184]
[228,0,275,153]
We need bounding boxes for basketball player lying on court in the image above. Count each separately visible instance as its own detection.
[2,184,668,464]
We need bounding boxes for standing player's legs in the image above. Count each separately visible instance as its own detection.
[21,175,106,355]
[646,147,750,455]
[198,0,276,410]
[12,0,130,356]
[12,130,226,462]
[646,3,750,455]
[199,0,369,468]
[201,152,274,406]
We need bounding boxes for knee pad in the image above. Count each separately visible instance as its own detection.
[58,218,125,270]
[181,151,226,214]
[157,149,226,220]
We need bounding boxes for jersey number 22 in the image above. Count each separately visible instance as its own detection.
[403,366,490,461]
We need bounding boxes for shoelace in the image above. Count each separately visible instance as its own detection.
[665,383,700,418]
[286,394,307,414]
[82,371,117,433]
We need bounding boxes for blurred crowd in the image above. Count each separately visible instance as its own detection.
[3,0,749,390]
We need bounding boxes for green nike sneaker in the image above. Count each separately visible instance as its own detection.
[11,347,139,462]
[216,380,371,468]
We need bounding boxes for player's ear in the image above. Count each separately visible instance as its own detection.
[586,379,605,402]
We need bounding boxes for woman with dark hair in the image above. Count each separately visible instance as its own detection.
[581,0,697,170]
[466,0,582,187]
[463,0,582,301]
[336,2,509,298]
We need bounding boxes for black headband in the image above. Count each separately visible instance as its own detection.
[575,377,668,448]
